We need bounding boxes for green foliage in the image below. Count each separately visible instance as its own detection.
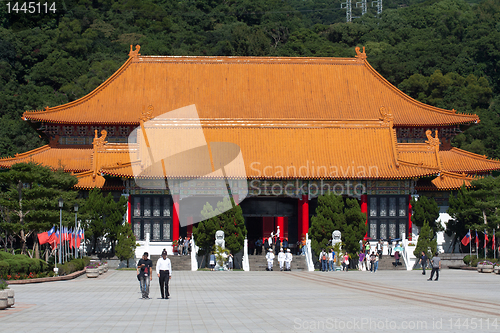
[468,176,500,232]
[309,193,366,257]
[193,197,247,257]
[446,185,480,247]
[57,257,90,276]
[78,188,127,254]
[413,221,437,259]
[214,245,230,267]
[0,162,79,254]
[411,195,440,233]
[115,224,137,267]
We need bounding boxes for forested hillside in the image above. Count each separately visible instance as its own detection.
[0,0,499,158]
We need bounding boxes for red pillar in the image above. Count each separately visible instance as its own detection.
[127,195,131,224]
[187,216,193,238]
[408,195,412,241]
[361,194,367,240]
[173,194,180,242]
[232,194,239,206]
[300,195,309,237]
[298,199,303,238]
[275,217,284,242]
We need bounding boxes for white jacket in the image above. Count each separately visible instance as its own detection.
[278,252,286,262]
[285,253,293,263]
[266,252,275,262]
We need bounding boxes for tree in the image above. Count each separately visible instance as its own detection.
[468,176,500,233]
[115,224,137,268]
[309,193,366,257]
[413,221,437,260]
[79,188,127,255]
[446,185,480,252]
[193,197,247,263]
[411,195,440,233]
[0,162,78,257]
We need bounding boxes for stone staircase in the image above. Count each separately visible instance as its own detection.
[248,253,307,271]
[376,255,406,270]
[150,254,192,271]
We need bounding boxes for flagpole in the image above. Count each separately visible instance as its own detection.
[484,229,487,260]
[469,229,471,264]
[476,229,478,259]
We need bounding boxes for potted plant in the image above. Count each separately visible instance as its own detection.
[478,261,494,273]
[0,279,8,310]
[494,264,500,275]
[85,262,100,278]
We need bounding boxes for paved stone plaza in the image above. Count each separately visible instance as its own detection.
[1,269,499,332]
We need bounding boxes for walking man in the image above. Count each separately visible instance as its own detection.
[266,248,275,271]
[156,250,172,299]
[137,252,153,299]
[285,248,293,271]
[419,251,428,275]
[328,248,334,272]
[428,252,441,281]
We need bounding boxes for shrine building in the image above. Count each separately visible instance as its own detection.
[2,46,500,255]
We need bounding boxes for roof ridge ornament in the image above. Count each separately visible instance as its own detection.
[129,44,141,58]
[140,105,154,122]
[355,46,367,61]
[379,106,394,125]
[425,129,440,148]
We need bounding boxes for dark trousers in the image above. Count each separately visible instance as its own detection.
[422,263,426,275]
[430,267,439,280]
[159,270,170,298]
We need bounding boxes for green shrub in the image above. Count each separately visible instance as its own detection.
[0,261,9,278]
[0,251,14,260]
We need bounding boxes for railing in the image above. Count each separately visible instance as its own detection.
[190,235,198,271]
[305,233,314,271]
[242,238,249,271]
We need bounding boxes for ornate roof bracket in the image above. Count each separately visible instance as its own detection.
[92,129,108,179]
[425,129,442,171]
[380,107,399,168]
[355,46,367,62]
[129,44,141,58]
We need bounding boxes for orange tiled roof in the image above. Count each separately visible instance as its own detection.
[23,53,478,127]
[99,124,438,180]
[440,148,500,174]
[0,145,92,172]
[397,144,500,174]
[416,172,474,191]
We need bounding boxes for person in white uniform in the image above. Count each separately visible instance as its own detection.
[156,250,172,299]
[277,248,286,271]
[285,248,293,271]
[266,248,275,271]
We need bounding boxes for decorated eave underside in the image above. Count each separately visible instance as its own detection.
[2,119,499,191]
[22,47,479,128]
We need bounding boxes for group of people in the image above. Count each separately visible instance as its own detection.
[137,250,172,300]
[177,236,191,256]
[419,251,442,281]
[266,248,293,271]
[208,252,234,271]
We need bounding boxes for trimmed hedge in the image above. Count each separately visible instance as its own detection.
[464,255,499,267]
[0,251,49,278]
[57,257,91,276]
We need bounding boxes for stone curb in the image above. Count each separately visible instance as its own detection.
[6,269,86,285]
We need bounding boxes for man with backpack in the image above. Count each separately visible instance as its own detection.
[319,249,328,272]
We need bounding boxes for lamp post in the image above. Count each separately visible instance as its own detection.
[74,203,79,259]
[58,197,63,264]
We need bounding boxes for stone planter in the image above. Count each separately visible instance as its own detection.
[477,264,483,272]
[103,264,108,273]
[494,266,500,274]
[86,268,99,278]
[0,290,8,310]
[98,266,103,275]
[7,289,14,308]
[482,264,494,273]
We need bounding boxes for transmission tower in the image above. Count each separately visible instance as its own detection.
[356,0,367,16]
[341,0,352,23]
[372,0,383,16]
